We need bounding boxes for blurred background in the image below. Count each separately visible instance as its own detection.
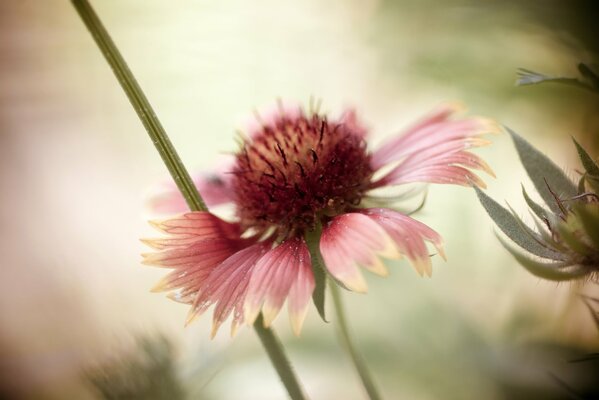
[1,0,598,399]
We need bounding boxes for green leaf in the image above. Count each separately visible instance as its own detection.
[474,185,564,260]
[507,128,577,213]
[305,226,328,322]
[572,137,599,176]
[496,234,586,281]
[521,184,549,221]
[556,223,594,256]
[574,204,599,249]
[578,175,586,194]
[586,174,599,194]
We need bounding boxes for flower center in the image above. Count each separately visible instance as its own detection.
[232,109,373,236]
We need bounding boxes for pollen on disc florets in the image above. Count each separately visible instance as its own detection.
[232,106,374,237]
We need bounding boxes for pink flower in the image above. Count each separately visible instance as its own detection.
[142,102,497,337]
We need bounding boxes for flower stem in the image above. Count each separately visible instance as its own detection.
[254,315,308,400]
[71,0,205,212]
[329,282,383,400]
[71,1,307,398]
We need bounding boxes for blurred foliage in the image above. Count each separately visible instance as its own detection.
[517,63,599,94]
[85,335,185,400]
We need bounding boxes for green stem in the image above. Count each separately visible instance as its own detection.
[72,0,205,212]
[72,1,307,398]
[254,315,308,400]
[330,282,383,400]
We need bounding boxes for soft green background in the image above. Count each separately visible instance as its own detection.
[0,1,597,399]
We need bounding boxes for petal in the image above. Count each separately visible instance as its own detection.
[361,208,444,277]
[244,238,312,327]
[145,160,236,214]
[145,212,241,240]
[141,212,254,332]
[372,105,496,170]
[370,104,498,190]
[287,243,315,336]
[187,243,269,337]
[319,213,397,293]
[380,165,487,188]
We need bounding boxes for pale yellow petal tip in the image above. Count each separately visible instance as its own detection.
[148,220,166,232]
[364,257,389,277]
[140,238,157,249]
[378,235,402,260]
[150,279,169,293]
[210,320,223,339]
[443,101,466,114]
[230,321,241,338]
[184,309,199,327]
[243,304,261,327]
[341,276,368,294]
[472,177,487,190]
[437,245,447,261]
[467,117,501,135]
[290,316,306,337]
[261,305,281,327]
[484,165,497,179]
[140,254,159,267]
[411,258,432,278]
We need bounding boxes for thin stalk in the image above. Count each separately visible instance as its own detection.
[71,1,307,398]
[72,0,205,212]
[330,282,383,400]
[254,315,308,400]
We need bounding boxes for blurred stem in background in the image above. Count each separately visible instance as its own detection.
[330,282,383,400]
[71,0,307,398]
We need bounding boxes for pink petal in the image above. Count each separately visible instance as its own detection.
[380,165,487,188]
[370,104,497,187]
[287,244,315,336]
[319,213,397,293]
[141,212,255,333]
[244,238,313,328]
[372,108,495,169]
[146,160,236,214]
[361,208,444,277]
[188,243,270,337]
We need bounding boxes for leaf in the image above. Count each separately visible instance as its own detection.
[585,174,599,194]
[572,137,599,176]
[574,204,599,249]
[521,184,549,221]
[305,227,328,322]
[578,175,586,194]
[496,234,586,281]
[516,68,596,92]
[557,223,594,256]
[474,185,564,260]
[507,128,578,213]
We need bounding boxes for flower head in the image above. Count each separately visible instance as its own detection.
[143,102,497,337]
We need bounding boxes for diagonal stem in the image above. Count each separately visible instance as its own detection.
[72,0,205,212]
[254,315,308,400]
[71,1,307,398]
[329,282,383,400]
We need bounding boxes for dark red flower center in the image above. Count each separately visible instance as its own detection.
[232,109,373,236]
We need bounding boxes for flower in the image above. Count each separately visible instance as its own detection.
[143,102,497,337]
